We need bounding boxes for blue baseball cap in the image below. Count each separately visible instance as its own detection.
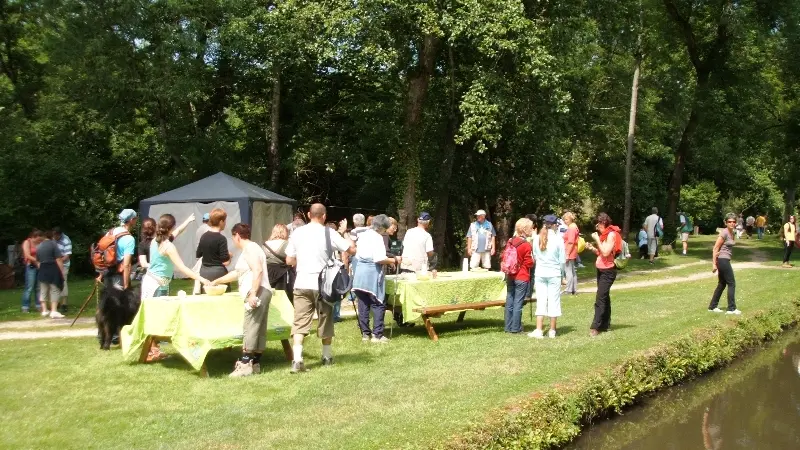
[202,213,210,222]
[543,214,558,225]
[419,212,432,221]
[118,209,137,223]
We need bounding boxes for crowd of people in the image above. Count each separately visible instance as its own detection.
[19,200,800,377]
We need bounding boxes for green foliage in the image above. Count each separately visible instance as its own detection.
[680,181,719,226]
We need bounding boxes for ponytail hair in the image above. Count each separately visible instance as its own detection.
[538,225,549,251]
[155,214,176,243]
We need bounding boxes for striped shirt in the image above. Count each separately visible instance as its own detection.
[56,234,73,268]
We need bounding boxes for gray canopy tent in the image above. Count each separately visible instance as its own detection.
[139,172,296,277]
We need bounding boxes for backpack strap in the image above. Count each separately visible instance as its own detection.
[264,241,287,264]
[324,226,334,265]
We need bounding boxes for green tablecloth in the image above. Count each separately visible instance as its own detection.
[386,271,507,323]
[120,291,293,370]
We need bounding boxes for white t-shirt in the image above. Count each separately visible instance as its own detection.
[286,222,350,290]
[235,241,271,299]
[355,229,388,262]
[644,214,661,239]
[400,227,433,272]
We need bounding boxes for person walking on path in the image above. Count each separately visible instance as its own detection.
[285,204,355,373]
[36,231,66,319]
[679,212,692,256]
[756,213,767,240]
[782,215,797,268]
[585,213,621,336]
[745,215,756,239]
[466,210,496,270]
[504,218,533,334]
[352,215,400,343]
[735,214,745,239]
[210,224,273,377]
[529,215,565,339]
[20,229,44,313]
[561,212,579,296]
[708,213,742,315]
[52,228,72,314]
[643,207,662,265]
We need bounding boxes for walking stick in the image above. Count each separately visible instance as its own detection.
[71,280,100,327]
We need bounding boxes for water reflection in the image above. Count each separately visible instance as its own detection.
[566,332,800,450]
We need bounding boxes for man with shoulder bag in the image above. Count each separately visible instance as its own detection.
[286,204,355,373]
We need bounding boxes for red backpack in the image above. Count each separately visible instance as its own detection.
[91,229,130,273]
[500,238,524,275]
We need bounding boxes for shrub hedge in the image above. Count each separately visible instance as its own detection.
[442,299,800,450]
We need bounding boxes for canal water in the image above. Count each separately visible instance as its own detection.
[566,330,800,450]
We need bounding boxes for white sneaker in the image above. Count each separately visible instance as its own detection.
[726,309,742,315]
[49,311,65,319]
[527,329,544,339]
[709,308,723,313]
[548,329,557,339]
[41,310,49,317]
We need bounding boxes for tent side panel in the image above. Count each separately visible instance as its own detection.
[251,201,292,246]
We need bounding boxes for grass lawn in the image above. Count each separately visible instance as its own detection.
[2,260,799,449]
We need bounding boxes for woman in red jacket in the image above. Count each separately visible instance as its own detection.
[505,218,534,333]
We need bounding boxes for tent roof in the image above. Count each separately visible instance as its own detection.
[140,172,296,205]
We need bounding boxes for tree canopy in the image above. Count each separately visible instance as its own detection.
[1,0,798,267]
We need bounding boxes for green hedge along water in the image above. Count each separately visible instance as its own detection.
[566,331,800,449]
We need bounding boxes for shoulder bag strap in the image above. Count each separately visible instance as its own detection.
[324,226,334,264]
[264,242,287,263]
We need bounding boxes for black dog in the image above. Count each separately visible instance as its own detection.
[96,285,141,350]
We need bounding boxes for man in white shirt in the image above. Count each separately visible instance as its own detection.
[286,203,355,373]
[195,213,211,244]
[401,212,435,273]
[643,207,662,265]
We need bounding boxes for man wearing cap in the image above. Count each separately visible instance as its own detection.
[196,213,211,244]
[400,212,435,273]
[107,209,138,290]
[466,210,496,269]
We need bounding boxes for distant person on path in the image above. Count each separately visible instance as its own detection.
[735,214,744,239]
[561,212,579,296]
[105,209,138,291]
[679,212,692,256]
[643,207,662,265]
[36,231,66,318]
[52,227,72,314]
[286,204,356,373]
[210,223,273,377]
[20,229,44,313]
[585,213,621,336]
[466,210,496,269]
[755,213,767,239]
[637,225,648,259]
[503,218,533,334]
[782,215,796,268]
[708,213,741,315]
[264,224,295,304]
[529,215,565,339]
[352,215,400,343]
[745,215,755,239]
[196,208,232,284]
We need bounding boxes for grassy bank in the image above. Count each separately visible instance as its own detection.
[1,266,799,449]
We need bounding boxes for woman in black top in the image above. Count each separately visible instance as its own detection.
[196,208,231,283]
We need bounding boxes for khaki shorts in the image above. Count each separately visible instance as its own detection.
[60,267,69,299]
[291,289,335,339]
[647,238,658,256]
[681,233,689,242]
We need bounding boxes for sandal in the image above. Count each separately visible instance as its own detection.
[146,350,170,362]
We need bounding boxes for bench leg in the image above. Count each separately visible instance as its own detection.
[199,364,209,378]
[281,339,294,362]
[422,315,439,342]
[456,311,467,323]
[138,336,154,363]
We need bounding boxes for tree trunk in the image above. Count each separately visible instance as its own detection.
[432,44,457,257]
[784,187,796,224]
[268,71,281,189]
[397,34,439,239]
[494,197,513,251]
[665,96,701,239]
[622,2,643,238]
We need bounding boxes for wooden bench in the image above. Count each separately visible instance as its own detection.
[413,299,532,341]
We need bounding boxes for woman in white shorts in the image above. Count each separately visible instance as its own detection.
[528,215,566,339]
